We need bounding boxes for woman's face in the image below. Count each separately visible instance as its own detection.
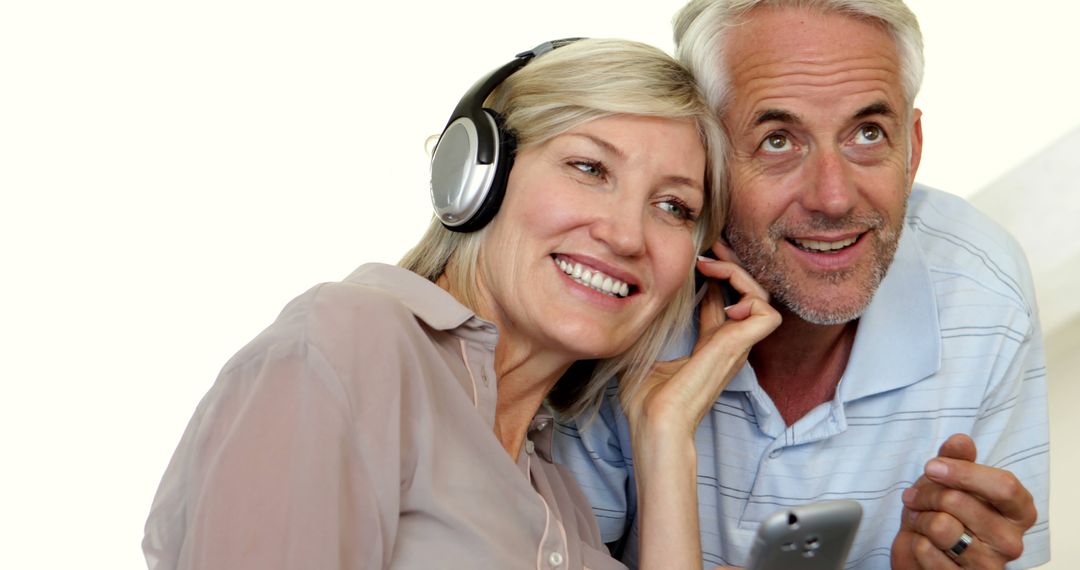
[475,114,706,361]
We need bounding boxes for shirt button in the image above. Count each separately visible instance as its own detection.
[525,440,536,455]
[768,448,782,459]
[548,551,564,567]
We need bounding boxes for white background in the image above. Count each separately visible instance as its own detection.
[2,1,1077,568]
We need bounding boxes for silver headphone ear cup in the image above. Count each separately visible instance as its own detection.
[430,113,502,229]
[429,39,576,232]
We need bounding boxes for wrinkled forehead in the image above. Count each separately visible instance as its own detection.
[726,6,899,73]
[722,6,905,116]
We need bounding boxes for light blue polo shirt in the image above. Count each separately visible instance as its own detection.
[553,186,1051,569]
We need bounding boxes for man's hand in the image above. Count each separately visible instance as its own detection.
[891,434,1037,568]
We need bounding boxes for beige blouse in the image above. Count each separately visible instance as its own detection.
[143,263,624,570]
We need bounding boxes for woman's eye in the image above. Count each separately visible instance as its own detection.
[570,160,605,178]
[854,124,884,145]
[658,199,696,222]
[760,133,792,153]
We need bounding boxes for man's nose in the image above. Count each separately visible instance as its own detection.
[800,146,858,217]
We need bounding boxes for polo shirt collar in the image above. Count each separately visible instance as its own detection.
[839,225,940,401]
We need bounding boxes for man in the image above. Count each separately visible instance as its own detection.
[553,1,1050,568]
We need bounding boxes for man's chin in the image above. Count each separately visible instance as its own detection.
[784,299,866,326]
[773,285,874,326]
[767,251,894,326]
[729,228,895,326]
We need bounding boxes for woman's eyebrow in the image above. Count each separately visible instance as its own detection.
[563,133,626,160]
[664,175,704,192]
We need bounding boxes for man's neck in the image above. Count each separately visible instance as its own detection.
[749,305,858,426]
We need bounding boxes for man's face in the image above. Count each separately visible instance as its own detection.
[721,6,923,325]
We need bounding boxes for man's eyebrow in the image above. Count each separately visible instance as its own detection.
[754,109,802,127]
[854,102,897,120]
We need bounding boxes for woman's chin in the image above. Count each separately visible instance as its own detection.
[547,324,640,362]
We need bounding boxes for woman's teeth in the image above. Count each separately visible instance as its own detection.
[791,235,858,252]
[556,259,630,298]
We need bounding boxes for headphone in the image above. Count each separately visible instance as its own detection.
[429,38,582,232]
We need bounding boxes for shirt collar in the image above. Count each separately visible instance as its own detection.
[838,224,941,401]
[348,265,600,465]
[344,263,499,345]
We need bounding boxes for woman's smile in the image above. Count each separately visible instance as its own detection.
[553,254,634,298]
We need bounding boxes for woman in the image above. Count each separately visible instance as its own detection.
[142,38,778,569]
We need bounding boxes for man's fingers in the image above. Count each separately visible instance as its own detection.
[909,530,962,569]
[890,529,922,569]
[907,432,1035,562]
[907,509,1017,569]
[921,458,1035,526]
[937,433,977,462]
[903,479,1027,562]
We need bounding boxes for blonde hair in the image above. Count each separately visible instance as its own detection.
[400,38,727,418]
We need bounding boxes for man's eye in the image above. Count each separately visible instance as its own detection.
[854,125,884,145]
[760,133,792,153]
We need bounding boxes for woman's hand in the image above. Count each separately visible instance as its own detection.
[626,241,780,438]
[629,241,779,570]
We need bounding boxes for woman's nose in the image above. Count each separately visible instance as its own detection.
[589,201,647,257]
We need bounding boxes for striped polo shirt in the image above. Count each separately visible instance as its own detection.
[553,185,1051,569]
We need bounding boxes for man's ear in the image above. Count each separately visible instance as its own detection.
[908,108,924,186]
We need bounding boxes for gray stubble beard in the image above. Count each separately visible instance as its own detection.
[725,210,905,326]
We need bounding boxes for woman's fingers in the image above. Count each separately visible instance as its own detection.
[695,252,769,303]
[692,262,780,394]
[682,257,780,399]
[709,239,738,262]
[697,268,728,338]
[632,248,780,435]
[694,255,773,331]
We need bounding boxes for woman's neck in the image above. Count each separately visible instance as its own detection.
[490,339,571,458]
[436,272,573,458]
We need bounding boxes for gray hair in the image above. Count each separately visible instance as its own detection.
[673,0,924,115]
[400,38,727,418]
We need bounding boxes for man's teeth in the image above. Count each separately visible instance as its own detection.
[792,236,858,252]
[556,259,630,298]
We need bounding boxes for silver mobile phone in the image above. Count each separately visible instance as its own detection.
[745,500,862,570]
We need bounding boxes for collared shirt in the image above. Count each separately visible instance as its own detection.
[553,186,1051,569]
[143,263,624,570]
